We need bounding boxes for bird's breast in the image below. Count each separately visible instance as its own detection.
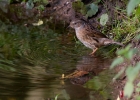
[75,29,95,49]
[75,29,85,42]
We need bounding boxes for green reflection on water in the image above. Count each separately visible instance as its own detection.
[0,19,88,72]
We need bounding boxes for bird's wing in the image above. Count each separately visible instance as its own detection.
[91,29,107,38]
[86,24,107,38]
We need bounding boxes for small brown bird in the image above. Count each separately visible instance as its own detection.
[70,19,123,55]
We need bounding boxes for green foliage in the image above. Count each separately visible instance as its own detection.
[25,0,48,10]
[110,20,140,98]
[72,1,98,18]
[109,6,140,96]
[85,76,103,90]
[127,63,140,81]
[134,6,140,17]
[0,19,61,70]
[135,34,140,40]
[110,34,140,98]
[124,63,140,98]
[125,63,140,94]
[127,0,140,15]
[0,0,48,13]
[110,17,138,42]
[110,57,124,69]
[37,4,45,11]
[113,67,125,81]
[124,82,134,98]
[0,18,85,72]
[0,59,16,71]
[25,0,34,9]
[100,13,109,26]
[117,45,137,59]
[85,3,98,17]
[84,70,114,99]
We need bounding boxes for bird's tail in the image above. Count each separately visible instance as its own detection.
[111,41,123,46]
[98,38,123,46]
[103,39,123,46]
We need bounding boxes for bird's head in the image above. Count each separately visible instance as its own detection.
[70,19,85,30]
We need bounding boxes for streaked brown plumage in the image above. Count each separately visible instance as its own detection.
[70,19,123,55]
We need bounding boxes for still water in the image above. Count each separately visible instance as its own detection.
[0,17,117,100]
[0,54,115,100]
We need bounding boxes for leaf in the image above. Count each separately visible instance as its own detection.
[117,45,131,56]
[135,6,140,17]
[37,5,45,11]
[134,62,140,71]
[127,0,140,16]
[26,0,34,9]
[84,76,102,90]
[124,49,135,59]
[125,66,133,76]
[116,44,136,59]
[126,66,138,82]
[100,14,109,26]
[110,57,124,69]
[124,82,134,98]
[86,3,98,17]
[113,67,125,81]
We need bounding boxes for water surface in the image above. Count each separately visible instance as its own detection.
[0,14,116,100]
[0,53,115,100]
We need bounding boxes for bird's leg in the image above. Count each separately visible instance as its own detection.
[90,48,98,55]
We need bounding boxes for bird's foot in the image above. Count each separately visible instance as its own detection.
[89,48,98,56]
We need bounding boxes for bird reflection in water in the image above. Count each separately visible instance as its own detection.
[64,55,112,85]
